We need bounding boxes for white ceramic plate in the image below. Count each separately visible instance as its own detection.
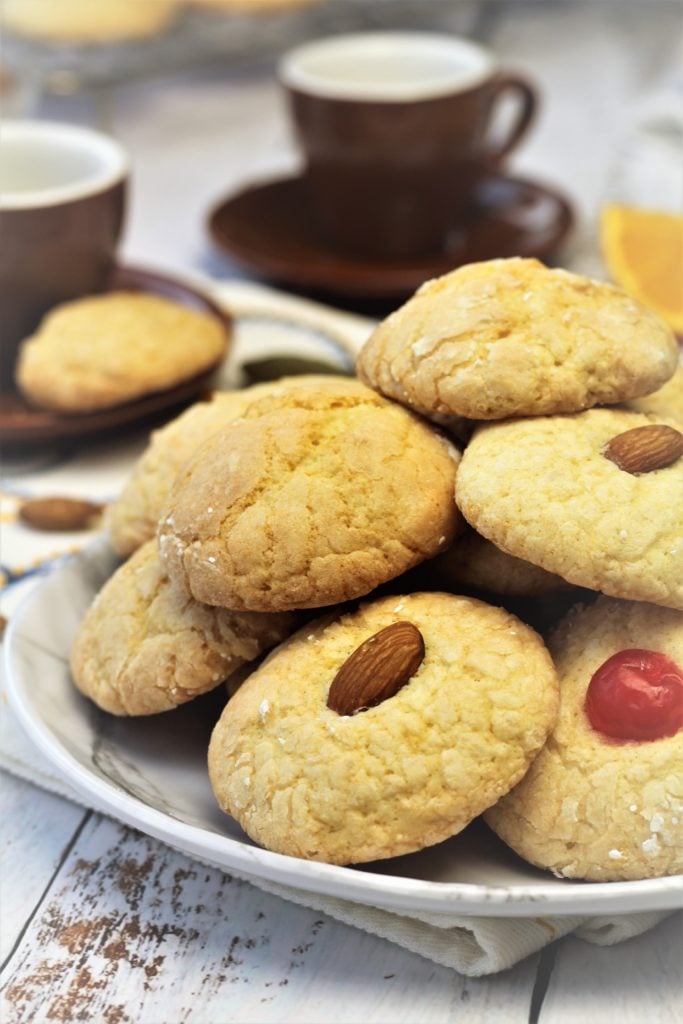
[5,538,683,917]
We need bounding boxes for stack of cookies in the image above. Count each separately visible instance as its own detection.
[72,257,682,883]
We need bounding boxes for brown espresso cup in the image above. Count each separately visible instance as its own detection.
[280,32,537,259]
[0,120,128,392]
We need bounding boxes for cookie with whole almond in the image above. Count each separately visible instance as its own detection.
[16,291,229,413]
[108,377,337,557]
[208,591,559,864]
[158,378,463,612]
[357,257,678,421]
[486,596,683,881]
[456,409,683,610]
[70,540,296,716]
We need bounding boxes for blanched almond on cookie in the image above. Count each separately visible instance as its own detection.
[603,424,683,474]
[326,620,425,716]
[208,592,560,865]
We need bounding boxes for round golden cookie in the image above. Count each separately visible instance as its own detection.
[626,363,683,423]
[1,0,178,42]
[108,377,334,557]
[430,527,573,598]
[158,378,463,611]
[456,409,683,610]
[356,257,678,421]
[208,591,559,863]
[70,540,296,716]
[486,597,683,881]
[16,292,229,413]
[108,393,253,557]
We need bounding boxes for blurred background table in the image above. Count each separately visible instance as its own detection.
[1,1,682,1021]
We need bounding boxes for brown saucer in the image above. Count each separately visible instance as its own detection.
[0,265,231,448]
[208,173,574,302]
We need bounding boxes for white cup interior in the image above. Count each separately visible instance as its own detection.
[0,121,128,210]
[280,32,496,102]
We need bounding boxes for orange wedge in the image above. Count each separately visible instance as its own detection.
[600,204,683,335]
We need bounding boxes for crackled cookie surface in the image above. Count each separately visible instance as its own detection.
[456,409,683,610]
[70,540,296,716]
[159,379,463,611]
[208,592,559,864]
[486,597,683,881]
[16,291,229,412]
[357,257,678,420]
[108,377,335,557]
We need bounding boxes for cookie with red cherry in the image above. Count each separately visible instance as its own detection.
[485,596,683,881]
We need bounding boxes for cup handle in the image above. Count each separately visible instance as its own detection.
[485,72,538,166]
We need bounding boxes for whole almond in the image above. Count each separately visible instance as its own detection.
[603,424,683,475]
[326,620,425,716]
[19,497,103,532]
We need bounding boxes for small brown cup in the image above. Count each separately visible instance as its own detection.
[280,32,537,259]
[0,120,128,391]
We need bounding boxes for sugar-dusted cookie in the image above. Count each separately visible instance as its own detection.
[108,377,335,557]
[108,393,253,557]
[486,597,683,881]
[627,363,683,423]
[16,291,229,413]
[430,527,573,598]
[70,540,296,716]
[357,257,678,421]
[456,409,683,610]
[208,591,559,863]
[159,379,463,611]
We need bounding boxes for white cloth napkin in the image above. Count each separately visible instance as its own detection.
[0,280,677,977]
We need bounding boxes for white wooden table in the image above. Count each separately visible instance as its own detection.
[2,3,682,1020]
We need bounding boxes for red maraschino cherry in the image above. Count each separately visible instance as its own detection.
[585,649,683,742]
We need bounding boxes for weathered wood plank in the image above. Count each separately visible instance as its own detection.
[538,912,683,1024]
[0,774,85,964]
[0,812,537,1024]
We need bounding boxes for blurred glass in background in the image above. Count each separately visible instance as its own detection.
[600,41,683,335]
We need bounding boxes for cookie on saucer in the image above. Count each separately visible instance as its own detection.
[357,257,678,421]
[158,378,463,611]
[16,291,229,413]
[486,596,683,881]
[109,377,333,557]
[70,540,296,716]
[456,409,683,610]
[208,591,559,863]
